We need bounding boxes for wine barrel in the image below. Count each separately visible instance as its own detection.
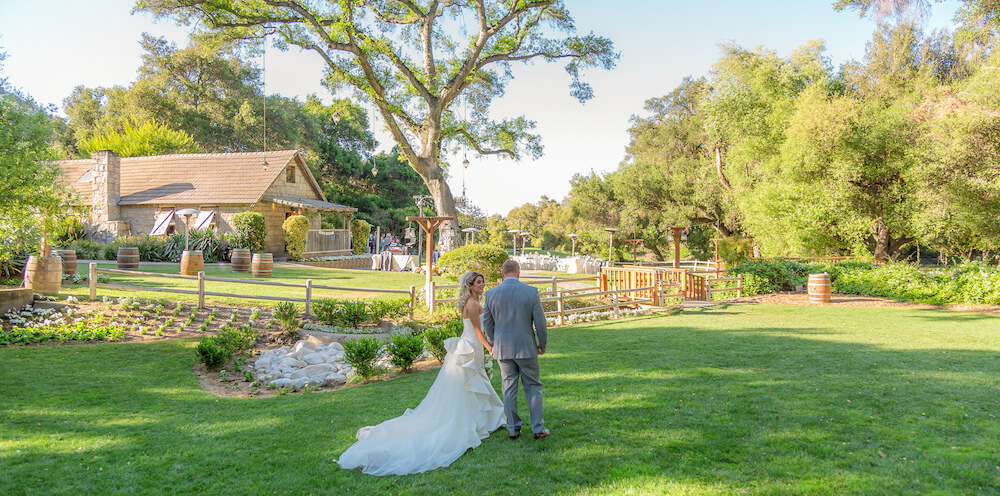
[54,249,77,276]
[180,250,204,276]
[231,248,251,272]
[24,254,62,295]
[117,247,139,270]
[251,253,273,278]
[807,272,831,305]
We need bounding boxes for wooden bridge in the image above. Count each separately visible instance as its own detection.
[599,263,741,305]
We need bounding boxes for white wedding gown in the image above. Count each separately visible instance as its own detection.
[337,317,505,476]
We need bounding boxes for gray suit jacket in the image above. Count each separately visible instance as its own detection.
[482,277,548,360]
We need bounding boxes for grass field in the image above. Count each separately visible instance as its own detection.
[2,304,999,495]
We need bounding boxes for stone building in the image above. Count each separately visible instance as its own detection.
[54,149,357,258]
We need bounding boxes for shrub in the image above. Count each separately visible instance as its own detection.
[282,215,311,260]
[368,298,411,321]
[272,301,300,332]
[195,324,258,369]
[51,216,89,246]
[338,300,369,327]
[232,212,266,253]
[312,298,341,325]
[68,239,102,260]
[436,243,508,282]
[342,336,385,381]
[186,227,226,262]
[727,258,814,296]
[422,319,463,362]
[196,337,229,369]
[214,327,258,353]
[385,333,424,372]
[312,298,370,326]
[351,218,372,255]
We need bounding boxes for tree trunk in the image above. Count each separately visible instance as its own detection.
[423,171,461,252]
[647,244,665,261]
[872,218,891,260]
[715,147,733,192]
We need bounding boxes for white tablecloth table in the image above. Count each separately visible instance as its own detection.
[392,255,418,271]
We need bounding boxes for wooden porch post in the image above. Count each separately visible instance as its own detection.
[671,227,685,269]
[406,216,454,311]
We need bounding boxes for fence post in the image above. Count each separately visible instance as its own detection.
[611,285,620,319]
[409,285,416,318]
[737,275,743,298]
[304,279,313,317]
[427,280,436,313]
[655,281,662,307]
[706,284,712,302]
[551,276,558,297]
[557,290,565,326]
[197,271,205,309]
[89,263,97,301]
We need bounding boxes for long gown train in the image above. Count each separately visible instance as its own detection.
[337,318,504,476]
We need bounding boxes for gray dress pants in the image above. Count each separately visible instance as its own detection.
[497,357,544,435]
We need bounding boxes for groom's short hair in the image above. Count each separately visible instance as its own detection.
[501,260,520,276]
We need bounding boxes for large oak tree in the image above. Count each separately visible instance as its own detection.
[136,0,617,249]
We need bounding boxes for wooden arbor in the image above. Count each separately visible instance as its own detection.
[407,216,453,311]
[625,238,643,262]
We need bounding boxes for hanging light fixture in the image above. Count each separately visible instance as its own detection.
[370,101,378,177]
[260,24,275,171]
[462,156,469,198]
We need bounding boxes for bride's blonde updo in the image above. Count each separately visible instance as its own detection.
[456,271,484,313]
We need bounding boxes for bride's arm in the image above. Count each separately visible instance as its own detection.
[466,300,492,354]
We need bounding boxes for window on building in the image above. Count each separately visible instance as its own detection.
[286,165,295,183]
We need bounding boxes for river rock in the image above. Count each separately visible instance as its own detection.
[293,340,317,353]
[324,373,347,386]
[302,352,327,365]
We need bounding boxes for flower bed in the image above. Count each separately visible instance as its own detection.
[1,303,124,345]
[296,254,371,269]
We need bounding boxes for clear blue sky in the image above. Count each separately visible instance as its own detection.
[0,1,961,215]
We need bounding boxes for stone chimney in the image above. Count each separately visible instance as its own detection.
[91,150,123,242]
[91,150,121,224]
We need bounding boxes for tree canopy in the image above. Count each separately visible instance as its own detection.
[0,52,72,264]
[136,0,618,249]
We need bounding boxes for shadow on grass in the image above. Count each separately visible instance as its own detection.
[2,304,999,495]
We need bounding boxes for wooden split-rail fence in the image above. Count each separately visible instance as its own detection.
[87,263,417,317]
[428,275,670,325]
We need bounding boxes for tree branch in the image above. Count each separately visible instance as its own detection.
[455,128,515,158]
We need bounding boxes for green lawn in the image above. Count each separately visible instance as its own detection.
[2,304,999,495]
[62,263,435,307]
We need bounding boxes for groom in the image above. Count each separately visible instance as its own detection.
[482,260,550,440]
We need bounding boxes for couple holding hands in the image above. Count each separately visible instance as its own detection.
[338,260,549,476]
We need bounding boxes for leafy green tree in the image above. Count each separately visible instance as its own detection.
[0,52,71,265]
[137,0,618,250]
[63,34,323,155]
[78,119,198,157]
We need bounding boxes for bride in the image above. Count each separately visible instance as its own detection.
[337,271,505,476]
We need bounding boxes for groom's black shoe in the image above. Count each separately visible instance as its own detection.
[533,429,550,440]
[508,429,521,440]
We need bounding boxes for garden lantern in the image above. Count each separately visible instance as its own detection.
[603,228,619,263]
[568,233,579,257]
[176,208,200,251]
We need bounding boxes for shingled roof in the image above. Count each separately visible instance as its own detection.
[55,150,326,206]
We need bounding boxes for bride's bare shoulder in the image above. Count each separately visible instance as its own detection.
[463,298,482,318]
